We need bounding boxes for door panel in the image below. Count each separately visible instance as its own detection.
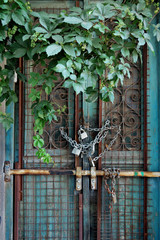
[14,1,151,240]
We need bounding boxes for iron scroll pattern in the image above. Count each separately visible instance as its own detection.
[30,63,71,151]
[41,83,69,150]
[104,63,141,151]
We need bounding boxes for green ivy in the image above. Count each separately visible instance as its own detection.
[0,0,160,164]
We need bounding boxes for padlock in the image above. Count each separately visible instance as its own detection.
[112,193,117,204]
[72,147,81,156]
[80,129,88,140]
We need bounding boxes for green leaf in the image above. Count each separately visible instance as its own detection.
[72,82,84,94]
[46,44,62,56]
[54,63,66,72]
[14,48,26,58]
[132,50,138,63]
[147,40,154,53]
[108,91,114,103]
[70,7,82,14]
[121,48,130,58]
[86,92,98,103]
[62,69,70,79]
[45,86,52,95]
[1,14,11,26]
[22,35,31,41]
[74,62,81,71]
[63,45,76,57]
[66,60,72,68]
[63,80,73,88]
[81,21,93,30]
[34,27,48,33]
[70,74,77,80]
[52,35,63,43]
[76,36,85,44]
[12,11,25,25]
[63,16,82,24]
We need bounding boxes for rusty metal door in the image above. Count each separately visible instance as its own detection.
[8,1,159,240]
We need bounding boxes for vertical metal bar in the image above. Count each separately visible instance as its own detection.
[14,58,24,240]
[143,44,148,240]
[0,102,5,240]
[75,94,79,167]
[76,0,80,7]
[97,87,102,240]
[79,194,83,240]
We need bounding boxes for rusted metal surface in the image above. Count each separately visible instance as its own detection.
[143,44,148,240]
[97,82,102,240]
[79,194,83,240]
[14,58,24,240]
[91,167,97,190]
[75,94,79,167]
[8,168,160,177]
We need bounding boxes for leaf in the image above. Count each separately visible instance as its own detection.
[70,74,77,80]
[12,11,25,25]
[45,86,52,95]
[86,92,98,103]
[108,91,115,103]
[14,48,26,58]
[81,21,93,30]
[121,48,130,58]
[52,35,63,43]
[76,36,85,44]
[63,16,82,24]
[132,50,138,63]
[62,69,70,79]
[46,44,62,56]
[147,40,154,53]
[74,62,81,71]
[63,45,76,57]
[66,60,72,68]
[72,82,84,94]
[70,7,82,14]
[1,14,11,26]
[54,63,66,72]
[63,80,73,88]
[34,27,48,33]
[22,35,31,41]
[138,37,145,46]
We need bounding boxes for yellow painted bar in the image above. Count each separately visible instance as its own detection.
[9,169,160,177]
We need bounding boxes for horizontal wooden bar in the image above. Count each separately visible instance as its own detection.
[8,169,160,177]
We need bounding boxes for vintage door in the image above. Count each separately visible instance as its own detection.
[1,1,160,240]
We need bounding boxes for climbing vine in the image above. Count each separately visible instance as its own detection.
[0,0,160,163]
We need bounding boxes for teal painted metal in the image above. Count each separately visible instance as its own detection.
[5,91,14,240]
[147,16,160,240]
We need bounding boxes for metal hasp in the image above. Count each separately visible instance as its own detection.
[76,167,82,191]
[4,161,10,182]
[90,167,97,190]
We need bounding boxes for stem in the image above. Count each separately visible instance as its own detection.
[149,9,160,24]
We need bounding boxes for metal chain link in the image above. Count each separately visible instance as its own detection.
[103,168,120,213]
[59,120,121,165]
[91,125,121,164]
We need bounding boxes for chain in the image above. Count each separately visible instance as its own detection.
[104,168,120,213]
[91,125,121,164]
[80,119,110,132]
[59,120,121,165]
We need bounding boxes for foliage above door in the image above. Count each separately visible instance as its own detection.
[0,0,160,162]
